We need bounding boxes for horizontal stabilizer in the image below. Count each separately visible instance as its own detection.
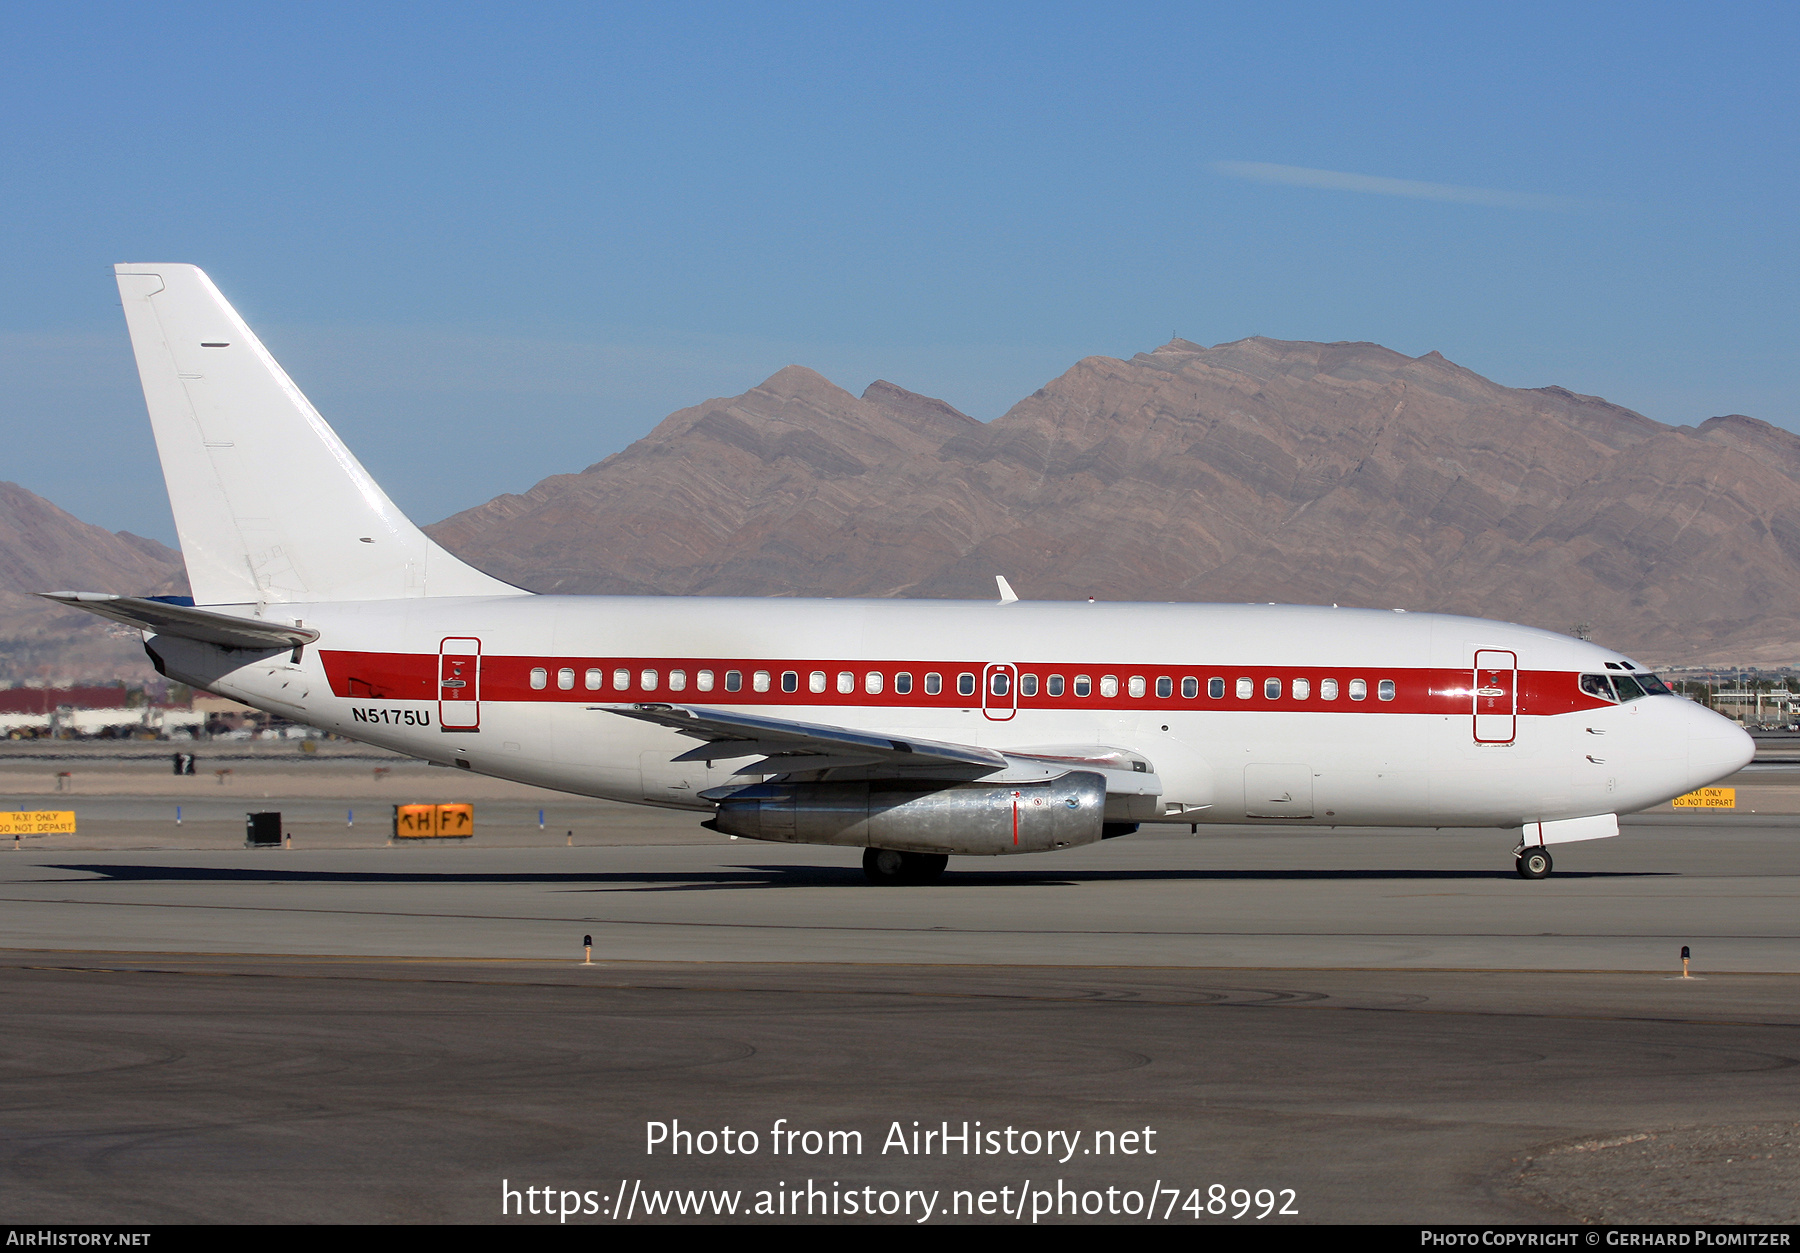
[39,592,319,650]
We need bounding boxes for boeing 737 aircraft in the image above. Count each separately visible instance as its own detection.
[46,264,1754,883]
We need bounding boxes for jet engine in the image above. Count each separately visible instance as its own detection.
[703,771,1107,855]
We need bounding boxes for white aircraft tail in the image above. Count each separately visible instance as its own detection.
[113,264,519,606]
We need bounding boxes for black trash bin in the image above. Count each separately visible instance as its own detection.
[245,811,281,848]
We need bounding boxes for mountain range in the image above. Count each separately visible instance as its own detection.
[428,337,1800,667]
[6,335,1798,681]
[0,481,188,682]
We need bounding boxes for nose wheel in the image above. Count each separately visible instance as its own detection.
[1515,846,1553,879]
[863,848,948,885]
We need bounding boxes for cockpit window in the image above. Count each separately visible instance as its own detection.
[1611,674,1647,702]
[1579,673,1616,702]
[1635,671,1673,696]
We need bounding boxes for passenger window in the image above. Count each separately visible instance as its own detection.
[1181,676,1198,699]
[1047,675,1064,697]
[866,671,884,694]
[1321,678,1339,700]
[838,671,855,694]
[724,670,742,692]
[639,669,657,691]
[925,672,943,695]
[697,669,715,692]
[1236,678,1253,699]
[1156,676,1172,699]
[1292,678,1310,700]
[990,671,1010,696]
[556,668,574,690]
[895,672,913,694]
[1208,677,1224,699]
[752,670,771,692]
[612,668,630,690]
[1378,679,1395,701]
[781,671,798,693]
[1264,677,1280,700]
[529,667,547,690]
[1020,673,1037,697]
[1349,678,1367,701]
[1100,675,1119,697]
[669,670,687,692]
[810,671,827,693]
[1127,676,1145,698]
[584,668,602,691]
[957,673,976,697]
[1074,675,1092,697]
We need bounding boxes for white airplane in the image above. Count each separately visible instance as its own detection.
[46,264,1754,883]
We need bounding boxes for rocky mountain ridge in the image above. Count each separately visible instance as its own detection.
[0,482,188,682]
[429,337,1800,666]
[7,336,1797,678]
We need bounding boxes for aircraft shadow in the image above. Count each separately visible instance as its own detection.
[39,862,1670,892]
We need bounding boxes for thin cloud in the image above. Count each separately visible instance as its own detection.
[1213,161,1582,211]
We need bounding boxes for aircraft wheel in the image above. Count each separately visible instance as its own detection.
[863,849,947,885]
[907,853,949,884]
[1515,847,1553,880]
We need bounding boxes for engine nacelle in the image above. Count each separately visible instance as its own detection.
[705,771,1107,856]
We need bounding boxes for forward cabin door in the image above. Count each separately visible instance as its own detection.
[982,662,1018,721]
[1473,649,1517,744]
[439,637,481,731]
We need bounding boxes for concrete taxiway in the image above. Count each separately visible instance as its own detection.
[3,747,1798,1224]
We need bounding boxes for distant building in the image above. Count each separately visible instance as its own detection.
[0,682,202,739]
[0,685,131,714]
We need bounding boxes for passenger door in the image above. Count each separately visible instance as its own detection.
[439,637,481,731]
[1473,649,1517,744]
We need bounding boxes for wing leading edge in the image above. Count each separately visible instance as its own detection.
[601,703,1163,801]
[603,702,1008,776]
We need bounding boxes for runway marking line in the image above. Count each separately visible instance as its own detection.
[4,895,1799,945]
[5,945,1800,979]
[4,951,1800,1030]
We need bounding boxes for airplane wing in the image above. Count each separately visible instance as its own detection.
[37,592,319,650]
[602,702,1009,775]
[602,703,1163,807]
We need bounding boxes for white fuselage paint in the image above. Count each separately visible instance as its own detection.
[148,595,1754,841]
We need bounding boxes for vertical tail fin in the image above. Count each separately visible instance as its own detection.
[114,264,519,605]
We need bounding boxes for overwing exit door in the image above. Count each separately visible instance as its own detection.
[982,662,1017,721]
[1473,648,1517,744]
[439,637,481,731]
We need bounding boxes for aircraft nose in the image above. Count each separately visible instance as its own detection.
[1688,708,1755,787]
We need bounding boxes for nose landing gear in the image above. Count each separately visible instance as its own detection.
[1514,845,1553,879]
[863,848,949,885]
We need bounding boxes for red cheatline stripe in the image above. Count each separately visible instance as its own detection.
[319,651,1608,716]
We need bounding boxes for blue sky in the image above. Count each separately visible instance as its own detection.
[3,2,1795,543]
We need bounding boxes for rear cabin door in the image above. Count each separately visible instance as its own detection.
[1473,649,1517,744]
[982,662,1017,721]
[439,637,481,731]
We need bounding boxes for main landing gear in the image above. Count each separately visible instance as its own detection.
[1515,846,1554,880]
[863,848,948,885]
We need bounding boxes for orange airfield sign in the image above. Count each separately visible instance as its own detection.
[0,811,76,835]
[1673,787,1735,809]
[393,803,474,838]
